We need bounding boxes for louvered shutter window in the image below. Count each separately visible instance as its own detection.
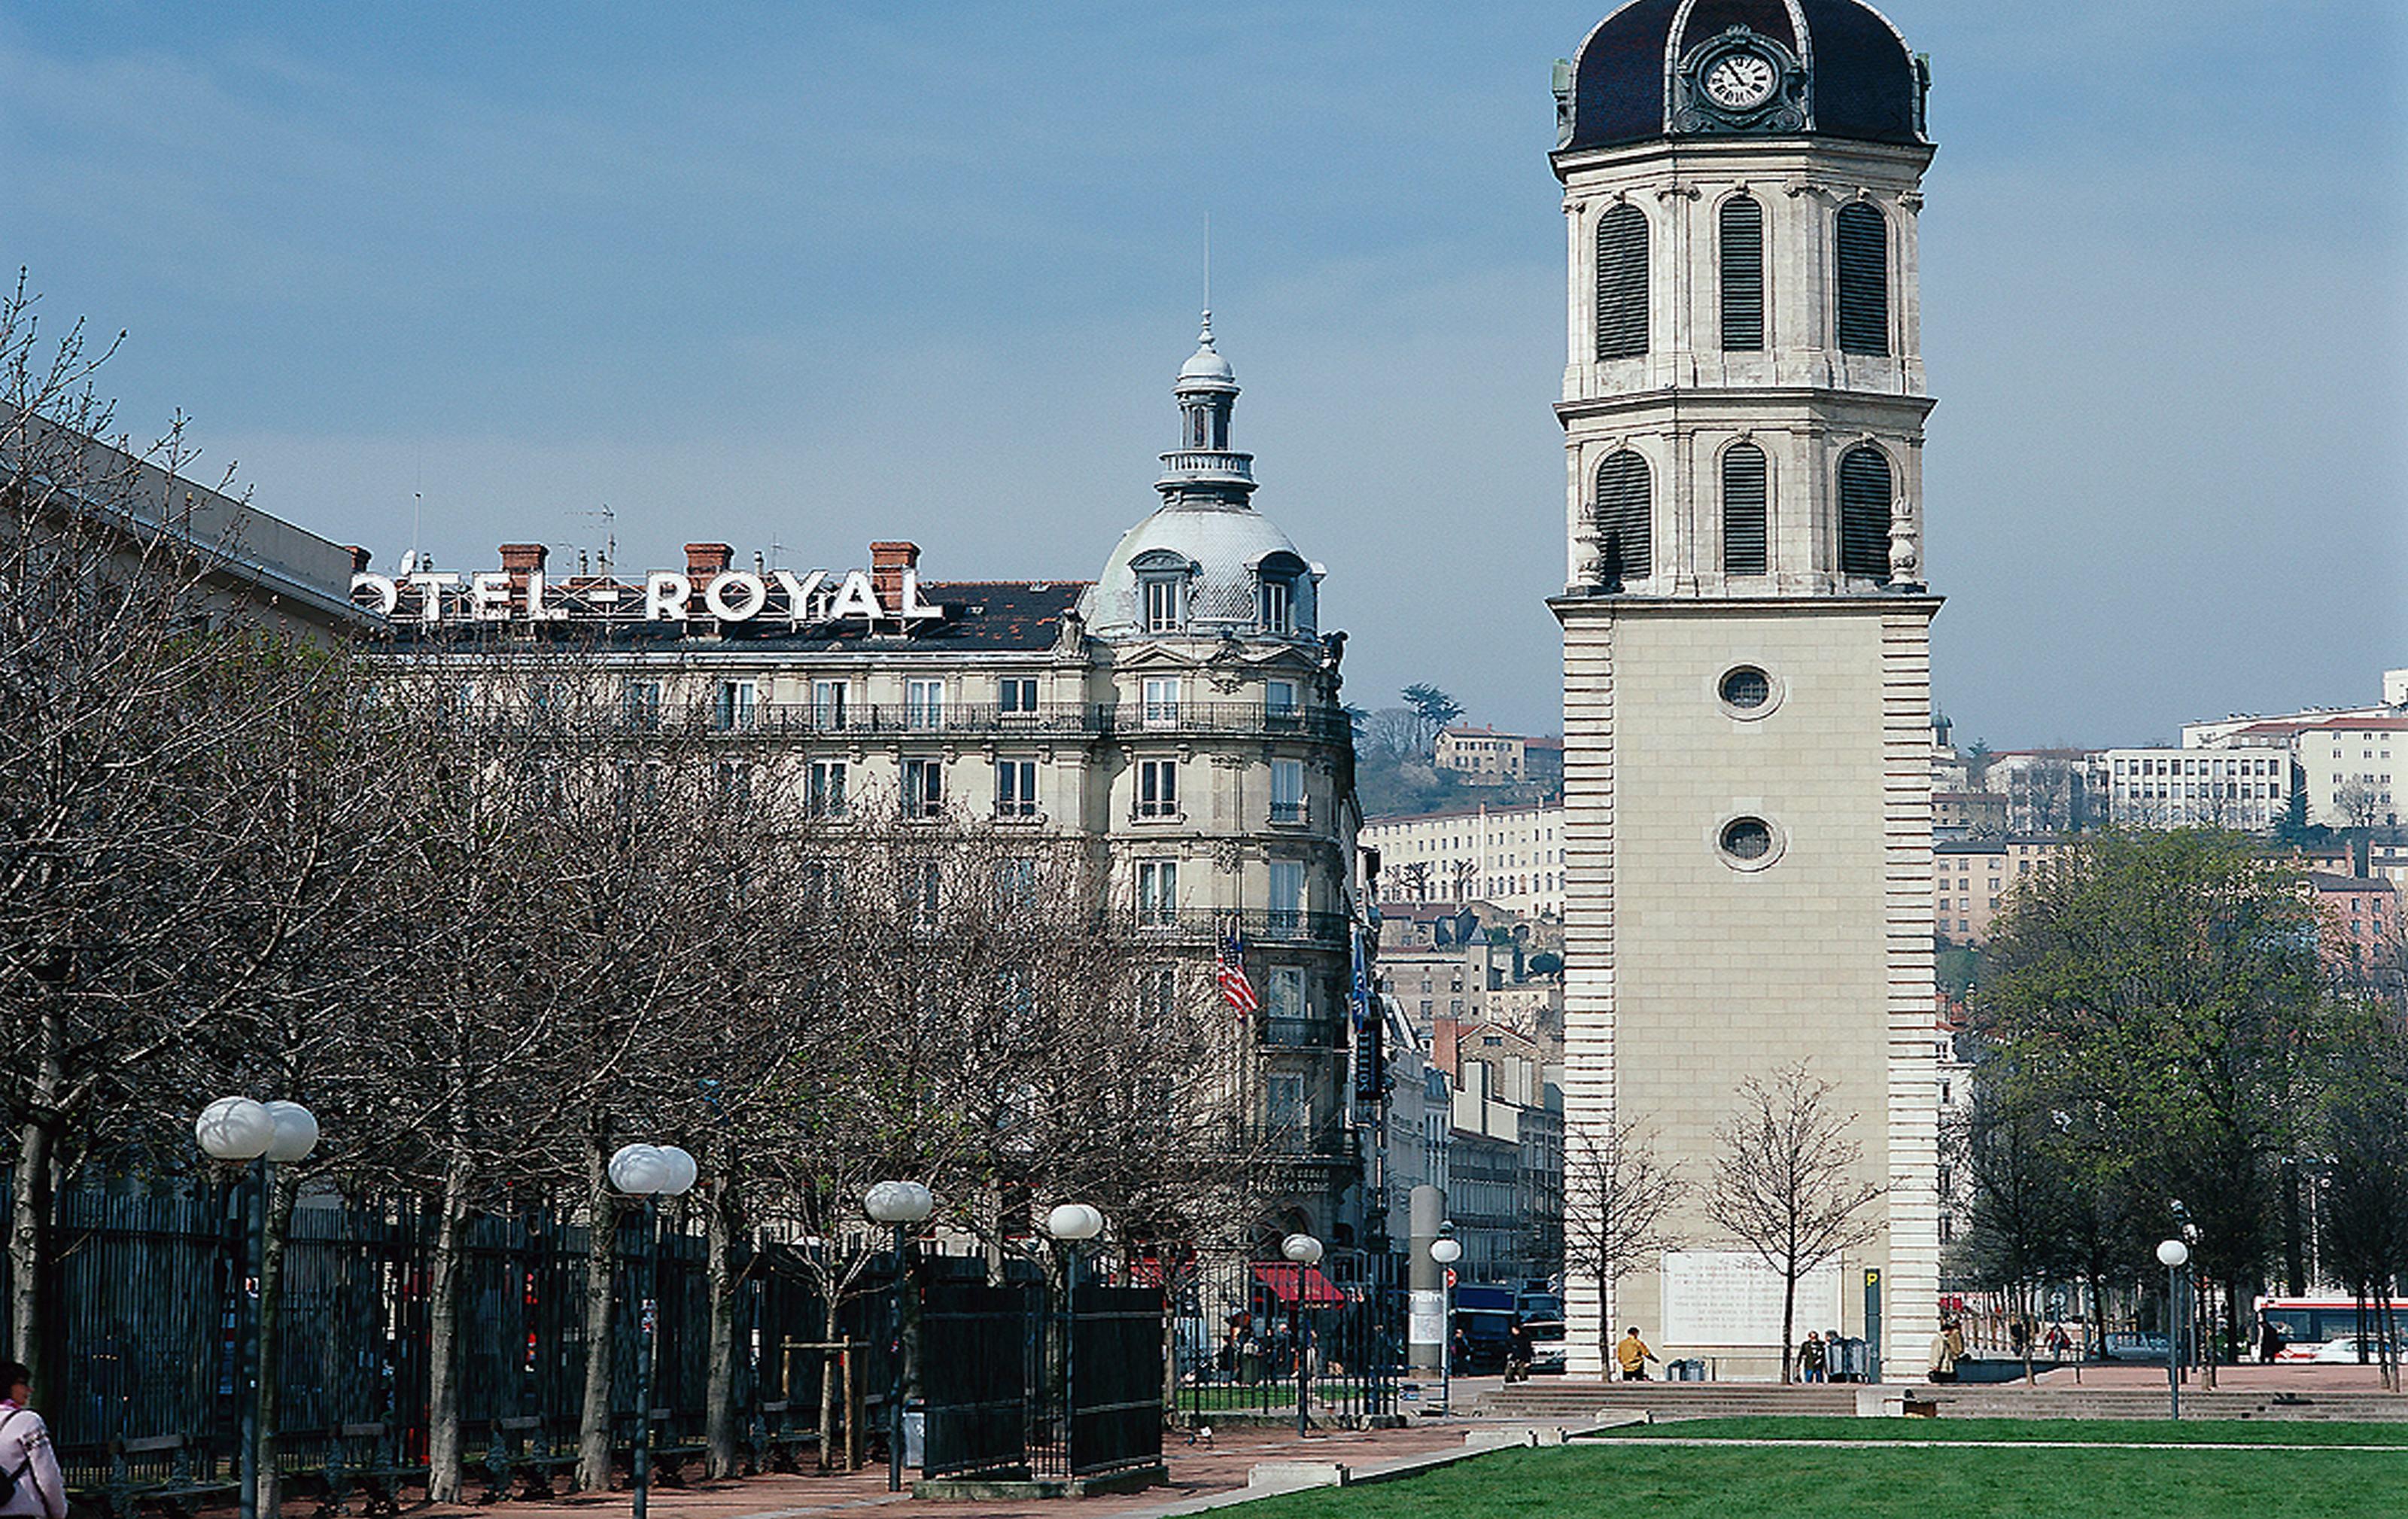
[1835,202,1890,355]
[1592,450,1651,584]
[1719,196,1765,352]
[1595,204,1649,361]
[1722,443,1768,575]
[1839,446,1893,583]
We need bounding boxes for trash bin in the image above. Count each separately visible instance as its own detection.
[1668,1357,1707,1382]
[902,1407,924,1470]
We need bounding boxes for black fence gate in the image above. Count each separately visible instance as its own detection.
[918,1283,1031,1481]
[1066,1284,1163,1479]
[918,1273,1164,1487]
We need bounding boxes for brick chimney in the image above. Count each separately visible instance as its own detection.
[870,540,920,607]
[347,545,373,574]
[685,542,734,580]
[499,543,548,595]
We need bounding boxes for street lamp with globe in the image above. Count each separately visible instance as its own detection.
[863,1182,935,1492]
[609,1143,698,1519]
[2156,1237,2191,1420]
[193,1097,320,1519]
[1044,1204,1105,1469]
[1280,1234,1324,1437]
[1430,1233,1464,1412]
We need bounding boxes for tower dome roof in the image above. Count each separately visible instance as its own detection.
[1562,0,1926,154]
[1081,501,1318,642]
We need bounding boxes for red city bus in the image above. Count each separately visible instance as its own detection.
[2254,1296,2408,1360]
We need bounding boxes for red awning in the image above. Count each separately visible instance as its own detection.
[1251,1262,1346,1307]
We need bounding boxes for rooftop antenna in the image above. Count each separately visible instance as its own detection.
[573,504,617,576]
[1203,210,1212,313]
[770,536,790,571]
[412,449,423,559]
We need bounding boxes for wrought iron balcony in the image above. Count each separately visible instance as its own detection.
[1121,908,1352,947]
[686,699,1351,744]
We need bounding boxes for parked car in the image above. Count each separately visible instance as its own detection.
[2100,1331,2170,1362]
[1525,1318,1567,1374]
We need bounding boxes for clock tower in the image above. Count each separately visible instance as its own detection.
[1548,0,1941,1379]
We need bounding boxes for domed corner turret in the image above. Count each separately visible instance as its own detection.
[1561,0,1929,157]
[1079,316,1323,647]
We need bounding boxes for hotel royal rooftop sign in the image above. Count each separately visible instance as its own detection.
[353,556,945,629]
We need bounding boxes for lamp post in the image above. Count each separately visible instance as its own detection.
[864,1181,935,1493]
[2156,1237,2191,1420]
[1281,1233,1323,1437]
[1044,1204,1104,1473]
[1430,1234,1463,1414]
[610,1143,698,1519]
[193,1097,319,1519]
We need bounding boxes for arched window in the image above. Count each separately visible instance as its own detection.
[1592,450,1651,586]
[1835,202,1890,355]
[1719,196,1764,352]
[1839,446,1893,583]
[1722,443,1768,576]
[1595,204,1649,361]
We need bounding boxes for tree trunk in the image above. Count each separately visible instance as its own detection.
[1779,1271,1796,1385]
[816,1295,842,1473]
[8,1116,55,1398]
[257,1167,299,1519]
[576,1141,617,1492]
[424,1152,473,1502]
[704,1180,738,1478]
[2280,1161,2307,1297]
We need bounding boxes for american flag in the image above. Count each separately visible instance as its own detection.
[1215,926,1258,1018]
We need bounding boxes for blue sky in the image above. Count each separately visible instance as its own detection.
[4,2,2402,745]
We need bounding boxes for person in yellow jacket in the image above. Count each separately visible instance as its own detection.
[1615,1326,1657,1381]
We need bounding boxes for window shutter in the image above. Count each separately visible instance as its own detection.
[1595,205,1649,361]
[1722,443,1768,575]
[1592,450,1651,584]
[1835,203,1890,355]
[1719,196,1764,352]
[1839,446,1893,583]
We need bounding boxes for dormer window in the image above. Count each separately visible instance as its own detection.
[1254,549,1310,637]
[1142,575,1184,633]
[1261,576,1294,635]
[1131,549,1191,635]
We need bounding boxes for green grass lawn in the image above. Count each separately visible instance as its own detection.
[1596,1415,2408,1445]
[1245,1437,2408,1518]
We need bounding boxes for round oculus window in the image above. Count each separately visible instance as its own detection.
[1719,666,1772,711]
[1720,817,1774,863]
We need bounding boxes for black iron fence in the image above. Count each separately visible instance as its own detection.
[1168,1255,1400,1429]
[8,1182,883,1493]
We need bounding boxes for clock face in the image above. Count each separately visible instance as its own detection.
[1704,51,1777,111]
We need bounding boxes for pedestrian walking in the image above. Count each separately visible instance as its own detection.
[1615,1326,1658,1382]
[1799,1331,1827,1384]
[2258,1316,2285,1365]
[1506,1318,1534,1384]
[0,1362,65,1519]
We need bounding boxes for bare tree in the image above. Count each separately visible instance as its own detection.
[1708,1064,1885,1383]
[1561,1118,1685,1373]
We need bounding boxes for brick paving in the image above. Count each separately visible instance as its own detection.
[401,1417,1480,1519]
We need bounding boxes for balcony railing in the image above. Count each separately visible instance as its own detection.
[1123,908,1351,946]
[1157,449,1255,481]
[689,700,1350,744]
[1269,799,1309,826]
[1261,1015,1345,1050]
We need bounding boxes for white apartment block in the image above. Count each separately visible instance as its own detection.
[2298,717,2405,828]
[1362,802,1566,918]
[2104,747,2297,831]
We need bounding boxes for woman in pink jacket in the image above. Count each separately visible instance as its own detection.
[0,1362,65,1519]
